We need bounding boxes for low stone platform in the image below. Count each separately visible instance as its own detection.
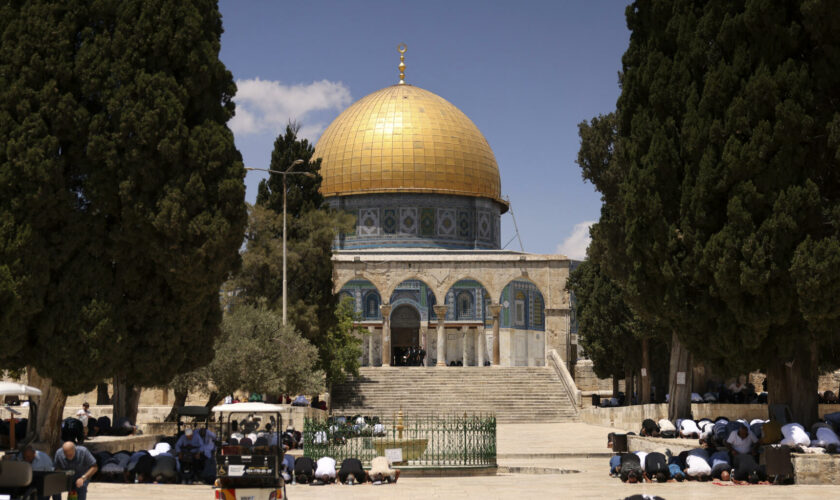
[83,434,162,454]
[627,434,698,455]
[627,434,840,485]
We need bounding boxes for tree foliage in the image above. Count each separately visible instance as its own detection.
[238,124,358,388]
[579,0,840,423]
[0,0,246,398]
[208,306,324,398]
[567,260,640,380]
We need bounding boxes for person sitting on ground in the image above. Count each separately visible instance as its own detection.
[75,402,92,438]
[730,452,766,484]
[338,457,367,484]
[17,444,54,471]
[780,422,811,448]
[679,419,701,439]
[682,448,711,481]
[294,456,316,484]
[291,395,309,407]
[314,456,337,484]
[706,450,731,481]
[640,419,660,437]
[643,451,669,483]
[726,422,759,457]
[54,441,98,500]
[657,419,677,438]
[369,456,399,484]
[618,452,644,483]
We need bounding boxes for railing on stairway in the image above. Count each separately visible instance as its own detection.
[303,412,496,468]
[547,349,581,415]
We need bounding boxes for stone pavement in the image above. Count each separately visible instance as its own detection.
[78,422,838,499]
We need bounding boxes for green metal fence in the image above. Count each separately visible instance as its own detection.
[303,413,496,468]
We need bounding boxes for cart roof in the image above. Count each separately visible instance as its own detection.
[211,402,287,414]
[0,382,42,397]
[177,406,211,418]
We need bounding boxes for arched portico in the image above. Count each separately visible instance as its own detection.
[333,251,572,368]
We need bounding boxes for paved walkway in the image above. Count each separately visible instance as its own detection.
[76,422,838,499]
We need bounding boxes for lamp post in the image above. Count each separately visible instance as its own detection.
[245,159,312,325]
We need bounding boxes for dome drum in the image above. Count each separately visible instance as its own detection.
[328,193,501,250]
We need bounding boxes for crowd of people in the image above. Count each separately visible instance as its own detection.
[61,402,140,444]
[285,455,399,485]
[608,411,840,485]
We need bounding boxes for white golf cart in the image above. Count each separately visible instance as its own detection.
[0,382,71,500]
[212,402,287,500]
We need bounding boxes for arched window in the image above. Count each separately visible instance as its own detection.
[531,294,544,327]
[365,293,380,319]
[457,291,473,319]
[514,291,526,327]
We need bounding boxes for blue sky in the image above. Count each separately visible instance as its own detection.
[218,0,631,257]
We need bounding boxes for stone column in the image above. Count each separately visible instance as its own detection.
[433,305,448,367]
[476,328,485,367]
[490,304,501,366]
[380,304,392,367]
[461,326,469,366]
[421,325,429,367]
[367,326,376,367]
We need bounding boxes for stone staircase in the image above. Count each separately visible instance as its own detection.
[330,366,578,423]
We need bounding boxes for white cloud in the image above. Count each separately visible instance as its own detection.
[230,78,352,139]
[556,220,595,260]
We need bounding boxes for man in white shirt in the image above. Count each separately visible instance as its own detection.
[683,448,711,480]
[76,402,92,437]
[658,418,677,438]
[780,422,811,447]
[679,419,701,439]
[726,423,758,456]
[812,424,840,451]
[315,456,337,483]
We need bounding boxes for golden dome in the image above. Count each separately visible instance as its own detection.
[314,84,504,205]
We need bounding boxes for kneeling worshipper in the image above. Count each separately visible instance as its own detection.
[643,452,670,483]
[618,453,643,483]
[707,450,731,481]
[679,419,701,439]
[726,422,759,456]
[683,449,711,480]
[294,456,316,484]
[780,423,811,448]
[731,453,766,484]
[338,458,367,484]
[657,419,677,438]
[314,456,336,484]
[369,456,399,484]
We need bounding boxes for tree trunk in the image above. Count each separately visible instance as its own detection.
[612,375,620,400]
[96,382,111,405]
[640,337,651,404]
[767,340,819,427]
[667,331,692,420]
[112,375,141,424]
[624,366,634,406]
[204,391,222,409]
[26,367,66,454]
[164,389,189,422]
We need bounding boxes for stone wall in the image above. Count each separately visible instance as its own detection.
[792,453,840,485]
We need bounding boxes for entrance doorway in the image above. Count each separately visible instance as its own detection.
[390,305,422,365]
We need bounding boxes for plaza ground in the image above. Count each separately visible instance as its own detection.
[81,423,838,499]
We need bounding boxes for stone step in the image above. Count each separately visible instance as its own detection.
[331,365,578,424]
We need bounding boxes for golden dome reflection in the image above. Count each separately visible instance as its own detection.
[314,84,504,206]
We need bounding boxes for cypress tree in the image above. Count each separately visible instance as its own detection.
[0,0,247,431]
[579,0,840,424]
